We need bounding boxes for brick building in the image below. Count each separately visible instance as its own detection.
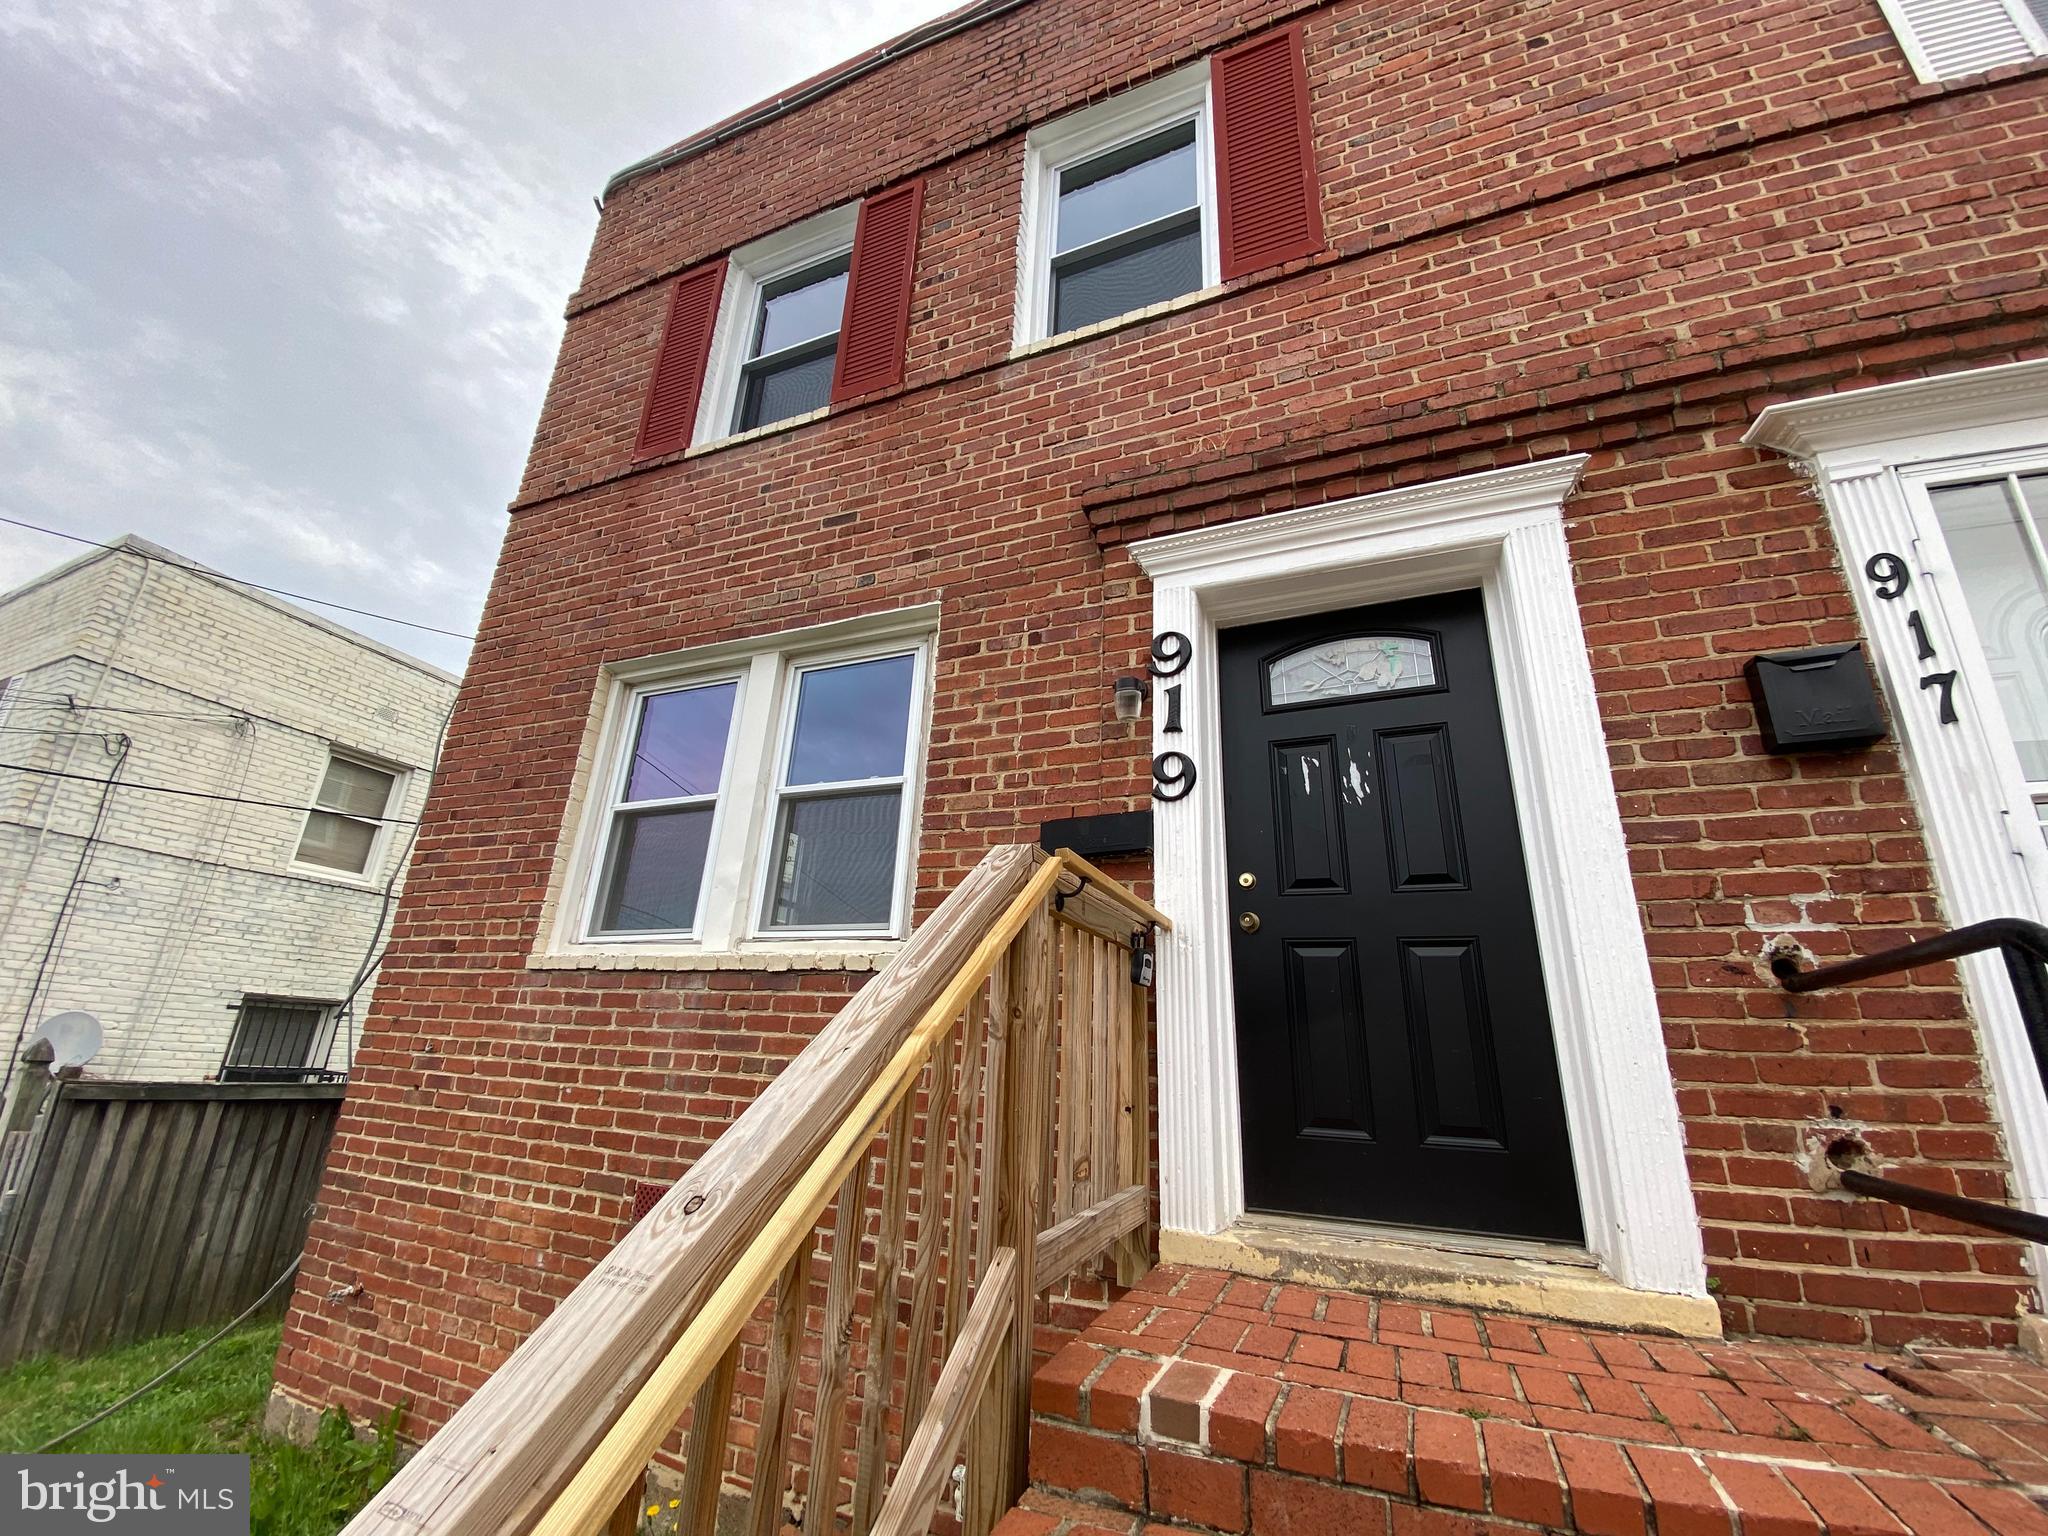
[0,536,456,1111]
[278,0,2048,1488]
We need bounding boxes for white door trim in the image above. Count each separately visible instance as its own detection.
[1745,359,2048,1268]
[1129,455,1710,1299]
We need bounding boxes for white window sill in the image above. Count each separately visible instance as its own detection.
[526,940,903,973]
[686,405,829,458]
[287,861,384,890]
[1010,283,1226,361]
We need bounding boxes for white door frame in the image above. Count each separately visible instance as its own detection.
[1129,455,1710,1299]
[1746,359,2048,1269]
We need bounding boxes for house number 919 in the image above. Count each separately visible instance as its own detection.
[1150,631,1197,800]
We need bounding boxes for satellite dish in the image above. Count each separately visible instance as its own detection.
[24,1011,102,1073]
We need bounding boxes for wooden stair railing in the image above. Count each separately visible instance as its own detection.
[336,844,1165,1536]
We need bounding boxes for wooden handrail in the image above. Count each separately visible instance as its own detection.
[342,845,1158,1536]
[533,856,1068,1535]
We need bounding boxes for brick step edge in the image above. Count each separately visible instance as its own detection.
[1027,1412,2048,1535]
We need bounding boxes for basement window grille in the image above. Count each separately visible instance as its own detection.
[220,996,345,1084]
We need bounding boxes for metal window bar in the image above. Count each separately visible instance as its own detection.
[219,998,346,1085]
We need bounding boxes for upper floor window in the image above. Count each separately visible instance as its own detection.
[1015,64,1219,347]
[1875,0,2046,81]
[551,608,936,959]
[735,254,851,432]
[294,752,400,879]
[698,203,859,444]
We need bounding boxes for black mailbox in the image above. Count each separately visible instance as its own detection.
[1745,643,1887,754]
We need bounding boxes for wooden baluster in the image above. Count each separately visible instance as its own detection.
[961,972,1010,1536]
[1116,959,1149,1288]
[1059,922,1086,1225]
[995,905,1056,1502]
[801,1155,871,1536]
[900,1021,967,1438]
[1094,934,1116,1225]
[677,1338,739,1534]
[849,1087,919,1534]
[606,1485,642,1536]
[747,1234,814,1536]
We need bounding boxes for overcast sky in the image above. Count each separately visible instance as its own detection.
[0,0,954,674]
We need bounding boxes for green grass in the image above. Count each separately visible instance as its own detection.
[0,1321,403,1536]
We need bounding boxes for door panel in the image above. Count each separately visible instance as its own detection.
[1221,587,1582,1241]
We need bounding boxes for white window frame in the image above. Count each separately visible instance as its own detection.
[1746,359,2048,1308]
[540,606,939,966]
[290,748,406,885]
[1872,0,2046,83]
[750,645,929,940]
[693,202,860,450]
[579,670,748,943]
[1012,61,1221,350]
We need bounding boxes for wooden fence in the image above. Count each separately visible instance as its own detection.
[0,1079,344,1369]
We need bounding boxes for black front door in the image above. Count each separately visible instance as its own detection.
[1220,588,1582,1242]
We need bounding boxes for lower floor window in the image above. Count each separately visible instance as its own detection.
[569,615,934,952]
[1930,471,2048,828]
[221,996,341,1083]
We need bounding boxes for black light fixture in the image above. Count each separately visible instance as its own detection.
[1112,675,1146,721]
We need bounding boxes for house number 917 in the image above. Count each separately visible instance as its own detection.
[1150,631,1196,800]
[1865,552,1959,726]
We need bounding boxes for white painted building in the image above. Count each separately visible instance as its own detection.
[0,537,458,1116]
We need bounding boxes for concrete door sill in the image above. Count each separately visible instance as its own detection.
[1160,1213,1723,1338]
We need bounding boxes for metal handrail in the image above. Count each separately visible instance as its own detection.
[1774,917,2048,1244]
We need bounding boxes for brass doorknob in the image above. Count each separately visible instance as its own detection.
[1238,912,1261,933]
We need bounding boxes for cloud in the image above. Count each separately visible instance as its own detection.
[0,0,958,672]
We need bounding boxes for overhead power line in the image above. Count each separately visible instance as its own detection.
[0,759,422,824]
[0,514,476,642]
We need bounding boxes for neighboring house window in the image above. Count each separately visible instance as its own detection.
[1927,470,2048,828]
[1874,0,2046,81]
[557,609,935,956]
[295,752,399,877]
[1013,27,1323,348]
[220,996,340,1083]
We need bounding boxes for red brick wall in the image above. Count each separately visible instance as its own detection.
[276,0,2048,1452]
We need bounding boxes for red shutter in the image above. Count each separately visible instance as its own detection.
[1212,24,1324,280]
[633,262,725,459]
[830,178,925,404]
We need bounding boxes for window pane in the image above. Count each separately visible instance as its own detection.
[764,789,902,928]
[738,348,837,430]
[624,682,737,801]
[1932,476,2048,783]
[317,757,395,817]
[786,654,916,785]
[296,809,377,873]
[1056,122,1198,254]
[1053,219,1202,333]
[595,806,715,933]
[1268,636,1439,705]
[754,260,849,357]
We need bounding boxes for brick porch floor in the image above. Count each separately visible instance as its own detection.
[1004,1264,2048,1534]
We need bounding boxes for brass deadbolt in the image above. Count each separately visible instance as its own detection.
[1237,871,1257,889]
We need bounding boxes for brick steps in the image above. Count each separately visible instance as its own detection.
[1007,1264,2048,1534]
